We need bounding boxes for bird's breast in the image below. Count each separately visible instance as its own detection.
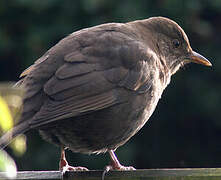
[133,71,171,133]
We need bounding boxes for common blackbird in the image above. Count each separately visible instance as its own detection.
[0,17,211,172]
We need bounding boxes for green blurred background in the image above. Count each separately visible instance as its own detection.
[0,0,221,171]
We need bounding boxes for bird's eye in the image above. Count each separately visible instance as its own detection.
[172,39,180,48]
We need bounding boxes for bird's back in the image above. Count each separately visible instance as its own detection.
[0,19,169,151]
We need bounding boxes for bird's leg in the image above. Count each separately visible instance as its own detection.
[59,146,88,174]
[105,150,136,171]
[102,150,135,180]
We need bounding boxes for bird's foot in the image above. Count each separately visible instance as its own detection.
[102,150,135,180]
[61,164,88,174]
[59,155,88,174]
[106,150,136,171]
[102,163,135,180]
[104,164,136,171]
[59,146,88,174]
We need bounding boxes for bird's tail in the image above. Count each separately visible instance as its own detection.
[0,122,29,149]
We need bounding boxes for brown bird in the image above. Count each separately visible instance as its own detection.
[0,17,211,172]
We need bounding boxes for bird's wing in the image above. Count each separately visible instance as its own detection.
[25,29,156,128]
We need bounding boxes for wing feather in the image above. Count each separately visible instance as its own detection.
[30,90,118,128]
[56,63,96,79]
[19,28,158,129]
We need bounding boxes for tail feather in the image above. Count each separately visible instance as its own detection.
[0,122,29,149]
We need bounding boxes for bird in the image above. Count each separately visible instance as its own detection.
[0,16,211,173]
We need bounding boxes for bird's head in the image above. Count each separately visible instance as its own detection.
[141,17,212,75]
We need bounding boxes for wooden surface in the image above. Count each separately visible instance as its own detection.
[1,168,221,180]
[0,171,61,179]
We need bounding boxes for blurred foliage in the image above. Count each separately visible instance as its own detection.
[0,84,26,178]
[0,83,24,128]
[0,94,17,177]
[0,96,13,132]
[0,150,17,178]
[0,0,220,171]
[10,135,26,157]
[0,84,26,157]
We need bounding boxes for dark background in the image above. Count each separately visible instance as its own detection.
[0,0,220,170]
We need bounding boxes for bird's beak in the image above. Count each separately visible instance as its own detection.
[189,51,212,66]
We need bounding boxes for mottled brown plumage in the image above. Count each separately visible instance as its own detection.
[0,17,211,171]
